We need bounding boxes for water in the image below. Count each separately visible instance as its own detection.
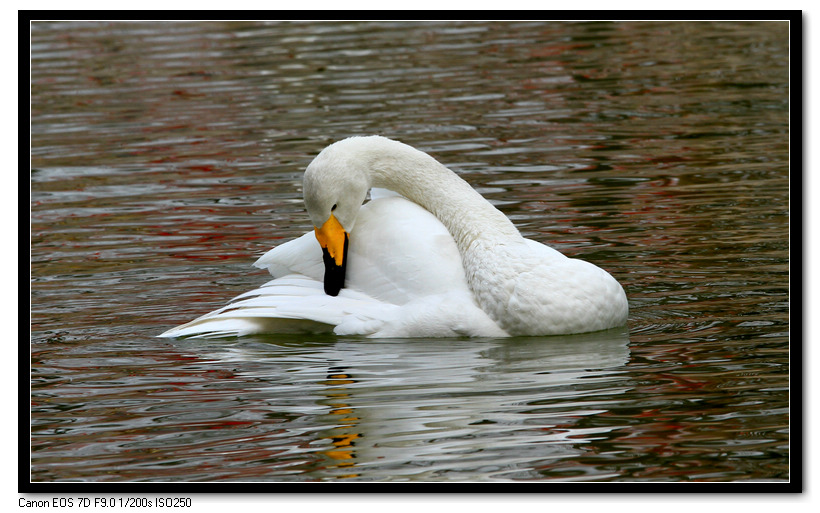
[30,20,790,483]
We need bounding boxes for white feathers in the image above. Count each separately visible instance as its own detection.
[159,136,628,339]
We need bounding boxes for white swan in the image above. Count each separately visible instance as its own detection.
[159,136,628,339]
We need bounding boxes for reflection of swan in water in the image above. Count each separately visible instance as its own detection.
[209,328,630,480]
[160,136,628,339]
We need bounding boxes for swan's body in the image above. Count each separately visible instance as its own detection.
[160,136,627,339]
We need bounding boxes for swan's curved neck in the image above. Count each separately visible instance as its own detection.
[364,139,522,250]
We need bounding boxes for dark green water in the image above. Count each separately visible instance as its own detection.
[30,20,790,482]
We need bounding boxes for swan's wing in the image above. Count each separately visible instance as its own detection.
[344,196,474,304]
[160,195,507,338]
[252,195,472,304]
[157,272,506,339]
[253,231,323,281]
[158,274,400,338]
[162,230,397,338]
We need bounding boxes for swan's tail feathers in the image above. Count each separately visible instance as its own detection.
[157,274,392,339]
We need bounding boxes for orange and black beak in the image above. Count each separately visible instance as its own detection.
[314,213,349,296]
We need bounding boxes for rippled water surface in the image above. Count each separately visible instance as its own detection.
[30,20,790,483]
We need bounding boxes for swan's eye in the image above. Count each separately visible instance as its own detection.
[331,204,337,212]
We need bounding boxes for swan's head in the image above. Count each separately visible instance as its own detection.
[303,137,375,296]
